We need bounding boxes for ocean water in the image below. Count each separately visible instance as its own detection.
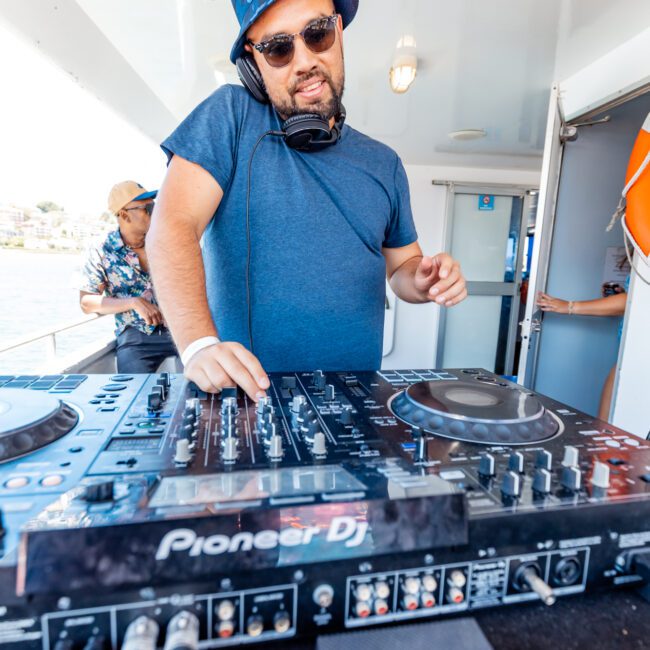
[0,249,115,374]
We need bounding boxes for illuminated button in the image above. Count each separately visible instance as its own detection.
[374,599,389,615]
[402,594,418,611]
[355,583,372,601]
[217,620,235,638]
[41,474,64,487]
[448,570,467,588]
[625,438,640,447]
[355,601,371,618]
[421,592,436,608]
[138,421,160,429]
[605,439,621,448]
[4,476,29,489]
[422,575,438,592]
[374,581,390,599]
[216,600,235,621]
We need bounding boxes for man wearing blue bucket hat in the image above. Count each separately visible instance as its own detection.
[147,0,466,401]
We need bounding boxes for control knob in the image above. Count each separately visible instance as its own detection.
[535,450,552,471]
[561,465,582,492]
[313,369,326,389]
[508,451,524,474]
[562,446,579,467]
[312,431,327,457]
[222,437,238,462]
[155,378,168,400]
[147,390,162,412]
[478,452,495,478]
[268,434,284,461]
[532,468,552,495]
[174,439,192,465]
[501,470,521,499]
[591,461,610,489]
[324,384,336,401]
[340,405,354,425]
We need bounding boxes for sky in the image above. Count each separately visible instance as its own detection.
[0,20,166,216]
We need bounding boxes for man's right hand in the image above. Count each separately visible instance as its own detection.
[130,297,164,326]
[184,341,270,402]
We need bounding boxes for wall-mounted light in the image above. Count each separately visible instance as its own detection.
[389,35,417,94]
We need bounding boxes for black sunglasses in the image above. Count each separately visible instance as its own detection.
[248,14,338,68]
[124,202,154,217]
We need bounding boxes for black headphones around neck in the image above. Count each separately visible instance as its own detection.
[235,54,345,152]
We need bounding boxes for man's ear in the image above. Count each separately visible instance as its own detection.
[119,210,130,223]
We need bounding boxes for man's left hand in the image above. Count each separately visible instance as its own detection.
[414,253,467,307]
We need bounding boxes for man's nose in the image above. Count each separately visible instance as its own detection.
[291,36,321,77]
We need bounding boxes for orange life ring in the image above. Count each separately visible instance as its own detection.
[625,112,650,255]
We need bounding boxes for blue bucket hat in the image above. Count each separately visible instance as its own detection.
[230,0,359,63]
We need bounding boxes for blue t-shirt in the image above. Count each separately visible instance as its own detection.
[161,85,417,372]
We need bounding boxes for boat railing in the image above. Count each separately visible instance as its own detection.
[0,314,115,374]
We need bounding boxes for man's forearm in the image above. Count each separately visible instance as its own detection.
[388,256,429,303]
[147,214,217,352]
[80,295,135,316]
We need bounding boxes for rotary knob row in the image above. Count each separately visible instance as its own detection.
[174,397,202,465]
[478,447,610,499]
[289,395,328,458]
[147,372,172,412]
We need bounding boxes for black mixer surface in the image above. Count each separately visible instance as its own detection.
[0,369,649,649]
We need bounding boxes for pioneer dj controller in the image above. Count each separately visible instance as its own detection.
[2,369,650,649]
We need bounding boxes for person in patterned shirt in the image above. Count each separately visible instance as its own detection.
[80,180,178,373]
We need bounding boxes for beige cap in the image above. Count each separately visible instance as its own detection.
[108,180,158,214]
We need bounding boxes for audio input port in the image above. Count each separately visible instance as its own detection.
[217,600,235,621]
[374,599,389,615]
[246,615,264,637]
[355,583,373,601]
[553,557,581,586]
[374,581,390,599]
[403,594,419,611]
[403,576,421,595]
[273,611,291,633]
[421,592,436,608]
[513,562,542,591]
[217,620,235,638]
[448,570,467,588]
[355,601,371,618]
[448,587,464,604]
[422,574,438,592]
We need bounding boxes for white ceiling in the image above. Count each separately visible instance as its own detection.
[2,0,649,171]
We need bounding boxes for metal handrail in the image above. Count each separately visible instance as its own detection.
[0,313,109,357]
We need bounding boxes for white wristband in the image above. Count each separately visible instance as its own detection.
[181,336,221,367]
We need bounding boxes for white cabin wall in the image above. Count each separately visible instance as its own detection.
[382,163,541,370]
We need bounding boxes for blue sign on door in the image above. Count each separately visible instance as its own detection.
[479,195,495,211]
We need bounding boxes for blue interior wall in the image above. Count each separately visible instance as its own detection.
[535,93,650,415]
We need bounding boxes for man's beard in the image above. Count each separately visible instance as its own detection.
[271,68,344,122]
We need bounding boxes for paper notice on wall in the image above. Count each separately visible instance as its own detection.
[602,246,631,296]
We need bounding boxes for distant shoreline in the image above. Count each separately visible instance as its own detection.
[0,245,82,255]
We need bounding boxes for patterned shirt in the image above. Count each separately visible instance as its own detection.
[80,229,157,336]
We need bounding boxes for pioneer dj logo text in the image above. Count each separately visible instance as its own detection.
[155,517,369,560]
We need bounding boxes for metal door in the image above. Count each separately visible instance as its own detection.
[516,84,566,387]
[436,184,534,376]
